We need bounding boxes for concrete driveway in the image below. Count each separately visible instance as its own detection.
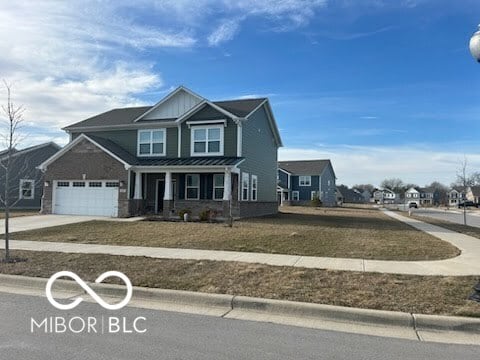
[0,215,104,234]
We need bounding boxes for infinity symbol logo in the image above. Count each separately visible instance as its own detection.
[46,271,133,310]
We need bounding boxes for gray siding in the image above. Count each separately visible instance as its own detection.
[75,127,178,158]
[320,163,336,206]
[180,105,237,158]
[238,106,278,202]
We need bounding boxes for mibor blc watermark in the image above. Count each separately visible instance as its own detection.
[31,271,146,334]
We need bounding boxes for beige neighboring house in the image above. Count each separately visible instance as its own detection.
[466,186,480,204]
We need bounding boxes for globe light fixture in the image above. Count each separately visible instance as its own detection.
[470,24,480,62]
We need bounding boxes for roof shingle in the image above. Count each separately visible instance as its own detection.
[278,160,331,176]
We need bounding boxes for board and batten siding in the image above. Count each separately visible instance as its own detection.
[320,163,336,206]
[74,128,178,158]
[238,106,278,202]
[143,89,202,120]
[180,105,237,158]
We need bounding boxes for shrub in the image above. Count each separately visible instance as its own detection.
[310,194,322,207]
[178,208,191,220]
[199,208,218,222]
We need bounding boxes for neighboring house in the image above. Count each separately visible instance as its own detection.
[38,86,282,218]
[405,187,440,207]
[448,187,466,206]
[353,188,372,203]
[337,185,365,204]
[373,188,398,204]
[277,160,336,207]
[466,186,480,204]
[335,187,344,206]
[0,142,60,209]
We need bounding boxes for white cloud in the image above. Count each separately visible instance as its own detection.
[279,145,480,187]
[208,20,241,46]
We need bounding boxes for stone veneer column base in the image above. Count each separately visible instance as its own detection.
[163,200,175,218]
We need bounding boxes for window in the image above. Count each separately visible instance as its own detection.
[213,174,224,200]
[292,191,299,201]
[57,181,69,187]
[89,181,102,187]
[311,191,318,200]
[72,182,85,187]
[106,182,119,187]
[191,126,223,156]
[138,129,166,156]
[251,175,258,201]
[242,173,249,201]
[186,174,200,200]
[299,176,311,186]
[19,179,34,199]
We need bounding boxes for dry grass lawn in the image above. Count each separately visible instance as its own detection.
[10,206,460,261]
[0,249,478,317]
[0,210,38,219]
[412,214,480,240]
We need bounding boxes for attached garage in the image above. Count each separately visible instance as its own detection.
[53,180,119,217]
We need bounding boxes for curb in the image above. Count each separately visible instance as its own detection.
[0,273,479,337]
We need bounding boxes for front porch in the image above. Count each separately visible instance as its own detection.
[130,169,240,219]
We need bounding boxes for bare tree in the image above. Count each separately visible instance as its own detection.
[0,81,25,263]
[457,157,470,226]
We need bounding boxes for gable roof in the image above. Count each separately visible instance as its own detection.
[0,142,60,161]
[64,107,151,130]
[469,185,480,197]
[213,98,266,117]
[278,160,332,176]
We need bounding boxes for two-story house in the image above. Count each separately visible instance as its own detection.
[38,86,282,218]
[373,188,398,204]
[337,185,366,204]
[466,186,480,204]
[404,187,440,207]
[448,187,465,206]
[277,160,336,206]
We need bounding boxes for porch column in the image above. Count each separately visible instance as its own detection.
[164,171,172,200]
[223,170,232,201]
[134,171,142,199]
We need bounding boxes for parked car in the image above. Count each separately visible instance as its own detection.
[458,201,478,208]
[408,202,418,209]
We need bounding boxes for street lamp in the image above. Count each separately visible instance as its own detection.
[468,24,480,303]
[470,25,480,62]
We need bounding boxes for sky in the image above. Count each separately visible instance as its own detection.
[0,0,480,187]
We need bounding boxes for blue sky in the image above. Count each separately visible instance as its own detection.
[1,0,480,186]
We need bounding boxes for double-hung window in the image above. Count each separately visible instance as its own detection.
[186,174,200,200]
[191,126,223,156]
[292,191,299,201]
[241,173,249,201]
[213,174,224,200]
[299,176,311,186]
[138,129,165,156]
[251,175,258,201]
[19,179,34,199]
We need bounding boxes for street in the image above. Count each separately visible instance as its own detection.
[408,208,480,228]
[0,292,478,359]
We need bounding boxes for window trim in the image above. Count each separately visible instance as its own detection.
[299,176,311,187]
[137,129,166,157]
[190,125,224,157]
[19,179,35,200]
[185,174,200,200]
[241,172,249,201]
[213,174,224,201]
[251,175,258,202]
[292,191,300,201]
[311,191,318,200]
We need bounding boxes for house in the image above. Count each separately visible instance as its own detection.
[337,185,365,204]
[38,86,282,218]
[0,142,60,210]
[353,188,372,203]
[373,188,398,204]
[405,187,440,207]
[466,186,480,204]
[448,187,466,206]
[277,160,336,207]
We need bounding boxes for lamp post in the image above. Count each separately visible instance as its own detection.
[470,25,480,62]
[468,25,480,303]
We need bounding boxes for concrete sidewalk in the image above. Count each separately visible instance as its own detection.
[7,210,480,276]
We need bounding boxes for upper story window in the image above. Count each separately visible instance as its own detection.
[299,176,311,186]
[191,126,224,156]
[138,129,166,157]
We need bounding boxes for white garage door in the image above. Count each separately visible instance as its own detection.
[53,180,119,217]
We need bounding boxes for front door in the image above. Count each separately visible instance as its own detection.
[156,179,165,213]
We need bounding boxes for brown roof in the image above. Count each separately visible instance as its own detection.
[278,160,332,176]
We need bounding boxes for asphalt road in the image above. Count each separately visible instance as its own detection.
[409,208,480,228]
[0,292,479,359]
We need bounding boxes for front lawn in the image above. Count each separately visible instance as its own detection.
[0,250,478,317]
[9,206,460,261]
[0,210,38,219]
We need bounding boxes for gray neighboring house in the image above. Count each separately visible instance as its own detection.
[38,86,282,218]
[404,187,440,207]
[448,187,466,206]
[337,185,365,204]
[277,160,336,207]
[0,142,60,210]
